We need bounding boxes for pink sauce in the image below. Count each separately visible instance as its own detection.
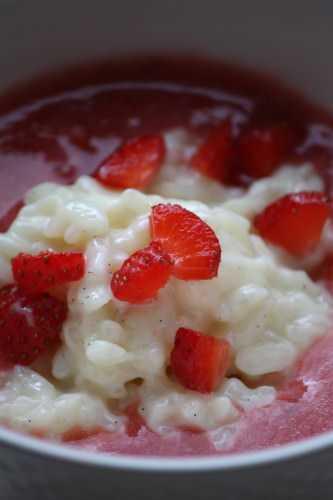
[65,334,333,455]
[1,56,333,455]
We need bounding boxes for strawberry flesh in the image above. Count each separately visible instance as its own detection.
[12,251,85,295]
[150,204,221,280]
[0,285,67,366]
[239,124,296,178]
[94,135,165,190]
[111,241,172,304]
[254,191,330,256]
[190,122,233,182]
[170,327,231,393]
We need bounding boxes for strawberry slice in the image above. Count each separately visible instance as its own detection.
[12,251,85,295]
[150,204,221,280]
[111,241,172,304]
[239,124,296,178]
[190,122,233,182]
[170,328,231,393]
[94,135,165,190]
[254,191,330,256]
[0,285,67,366]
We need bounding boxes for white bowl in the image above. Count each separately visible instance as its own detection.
[1,1,333,499]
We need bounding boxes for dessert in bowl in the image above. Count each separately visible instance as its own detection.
[1,56,333,458]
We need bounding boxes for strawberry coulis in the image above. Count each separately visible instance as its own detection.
[1,56,333,455]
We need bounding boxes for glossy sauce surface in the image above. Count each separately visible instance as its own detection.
[1,56,333,455]
[1,56,333,228]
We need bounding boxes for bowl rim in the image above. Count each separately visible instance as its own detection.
[1,425,333,471]
[0,53,333,473]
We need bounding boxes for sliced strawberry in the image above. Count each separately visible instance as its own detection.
[111,241,172,304]
[170,328,231,393]
[190,122,233,182]
[94,135,165,190]
[150,204,221,280]
[12,251,85,295]
[254,191,330,256]
[239,124,296,178]
[0,285,67,366]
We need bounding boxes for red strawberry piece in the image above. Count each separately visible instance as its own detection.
[94,135,165,190]
[12,251,85,295]
[111,241,172,304]
[150,204,221,280]
[170,327,231,393]
[254,191,330,256]
[239,124,296,178]
[190,122,233,182]
[0,285,67,366]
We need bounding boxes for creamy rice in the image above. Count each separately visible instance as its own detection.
[0,129,331,436]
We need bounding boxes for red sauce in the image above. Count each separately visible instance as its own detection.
[1,55,333,228]
[64,335,333,455]
[1,55,333,456]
